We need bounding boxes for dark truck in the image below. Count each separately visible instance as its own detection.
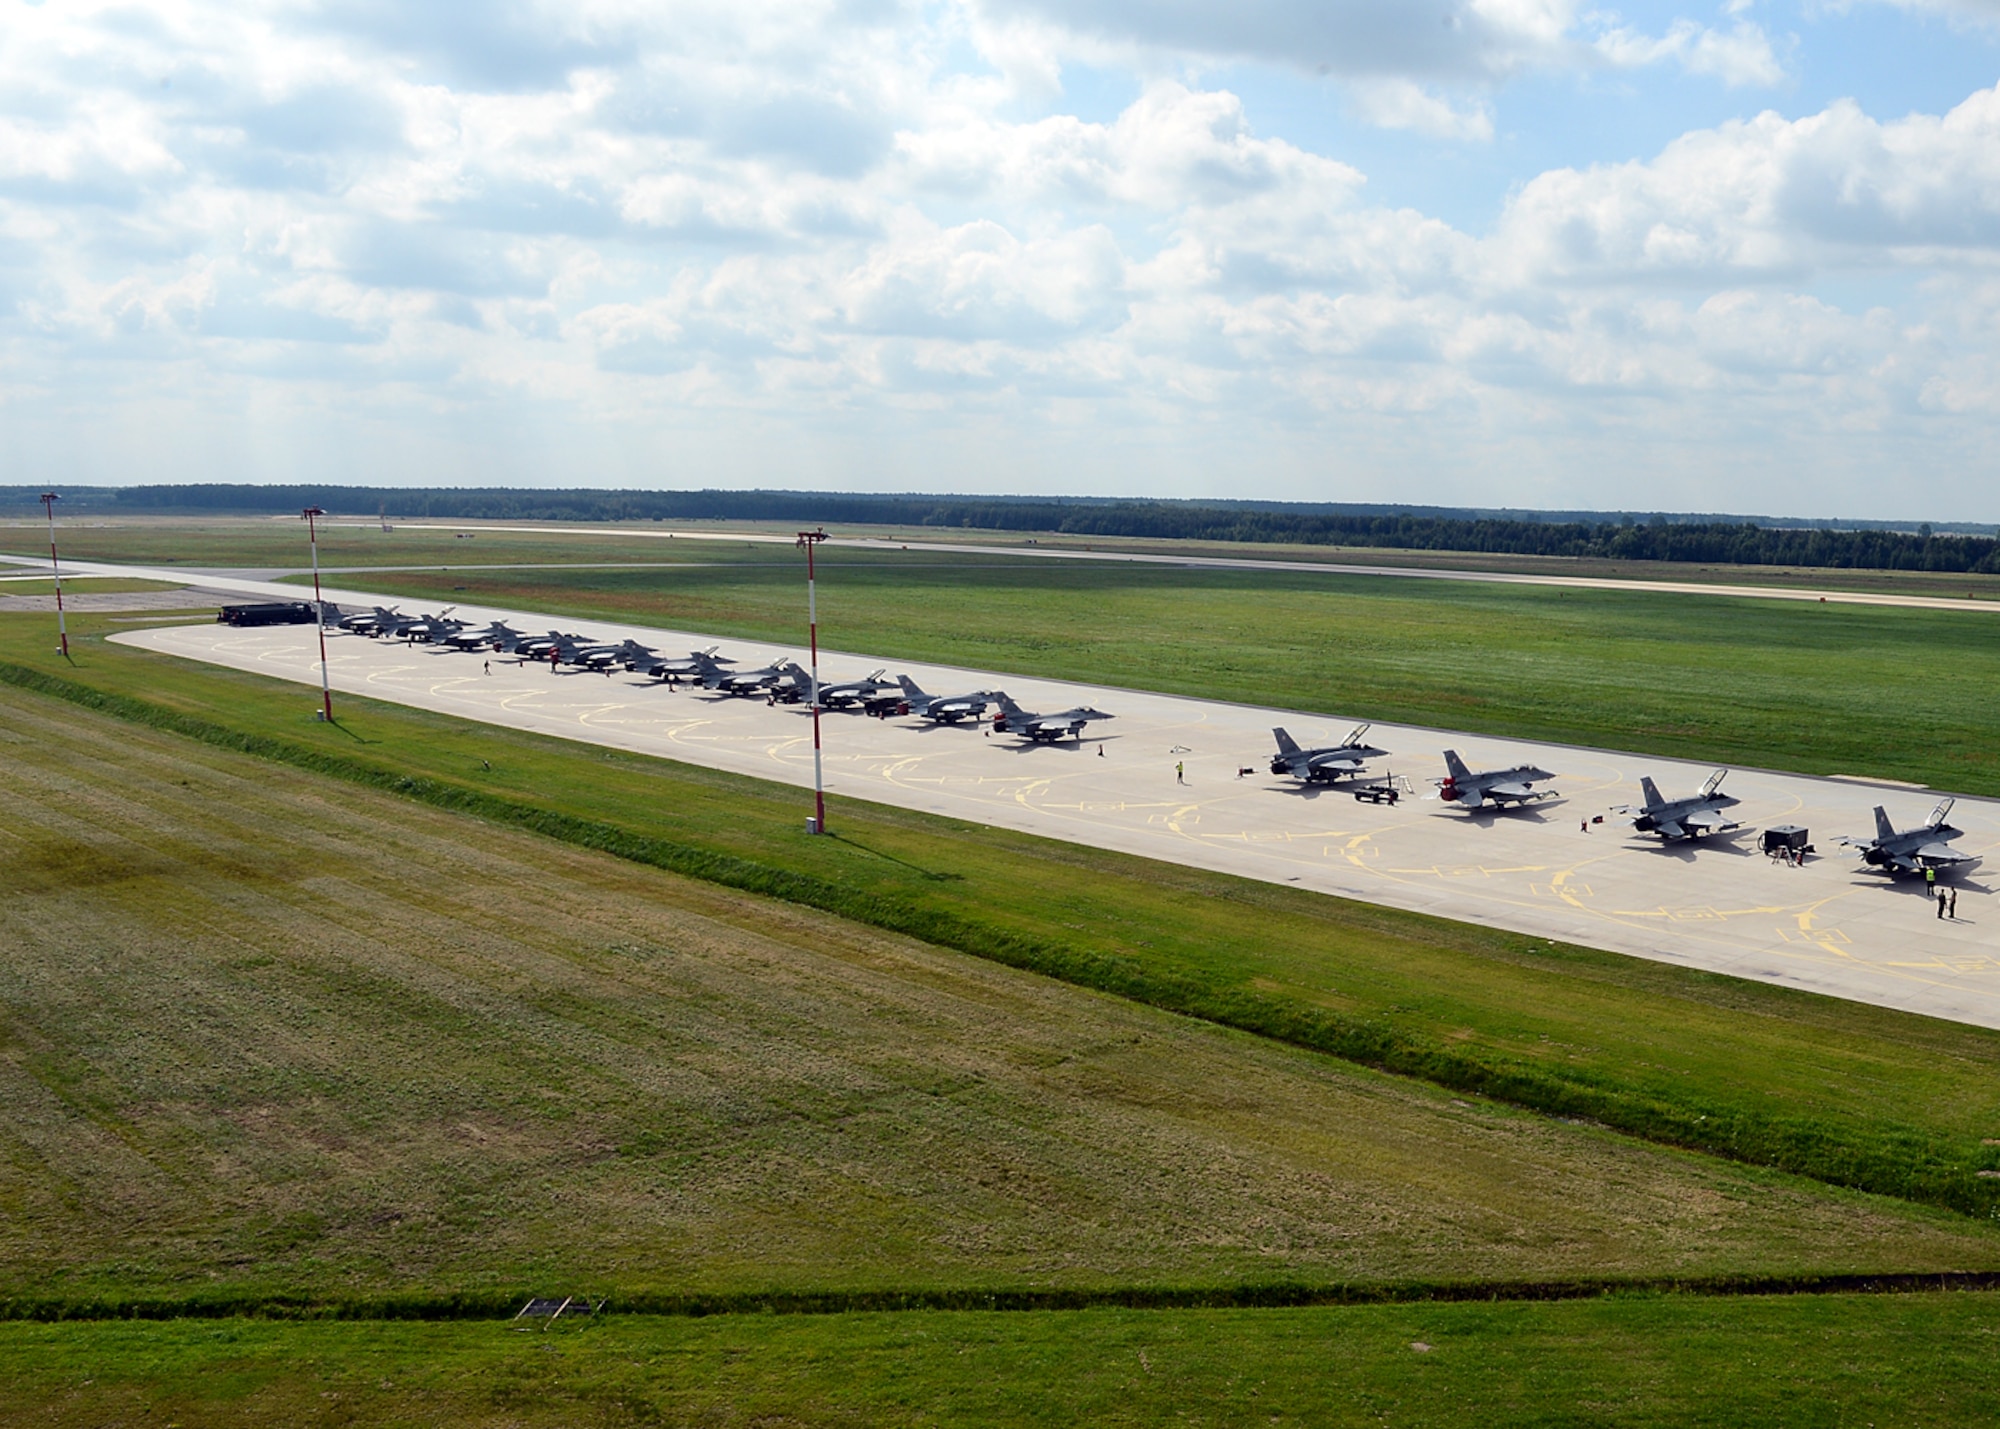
[217,601,320,628]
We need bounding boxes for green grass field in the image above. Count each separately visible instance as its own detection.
[5,1293,2000,1427]
[11,605,2000,1421]
[307,539,2000,797]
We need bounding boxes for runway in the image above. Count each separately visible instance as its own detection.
[111,614,2000,1031]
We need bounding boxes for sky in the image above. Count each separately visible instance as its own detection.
[4,2,2000,518]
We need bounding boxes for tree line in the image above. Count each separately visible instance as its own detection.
[110,484,2000,574]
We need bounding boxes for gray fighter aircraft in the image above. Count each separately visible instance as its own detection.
[1435,749,1558,810]
[992,695,1114,743]
[395,609,463,643]
[897,676,998,724]
[642,647,735,681]
[514,630,581,661]
[441,621,515,651]
[1269,725,1390,785]
[338,605,416,637]
[1840,800,1978,876]
[1615,770,1742,841]
[705,656,795,696]
[819,669,899,709]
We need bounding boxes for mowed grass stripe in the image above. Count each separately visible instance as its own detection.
[5,620,2000,1229]
[6,1293,2000,1427]
[16,678,1998,1311]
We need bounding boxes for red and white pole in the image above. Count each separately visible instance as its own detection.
[39,492,67,658]
[302,506,334,721]
[798,528,828,834]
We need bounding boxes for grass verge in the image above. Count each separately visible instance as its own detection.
[4,1293,2000,1427]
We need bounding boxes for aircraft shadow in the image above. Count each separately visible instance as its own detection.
[998,734,1117,754]
[1444,799,1566,825]
[1631,829,1760,862]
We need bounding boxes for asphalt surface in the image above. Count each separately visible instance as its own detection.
[112,611,2000,1031]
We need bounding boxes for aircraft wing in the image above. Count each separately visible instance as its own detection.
[1484,783,1535,802]
[1915,843,1975,868]
[1682,810,1739,835]
[1652,819,1687,840]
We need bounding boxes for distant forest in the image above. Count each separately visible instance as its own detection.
[24,484,2000,574]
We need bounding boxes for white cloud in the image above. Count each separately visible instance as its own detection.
[0,1,1997,513]
[1493,85,2000,280]
[1592,19,1787,87]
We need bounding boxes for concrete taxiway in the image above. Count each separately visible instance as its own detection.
[112,615,2000,1031]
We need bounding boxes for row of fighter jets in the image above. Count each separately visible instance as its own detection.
[1266,725,1976,878]
[331,606,1115,744]
[332,607,1968,875]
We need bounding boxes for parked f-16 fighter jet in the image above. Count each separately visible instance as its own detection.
[896,676,998,724]
[1435,749,1558,810]
[703,655,795,695]
[440,620,516,651]
[513,630,581,661]
[1269,725,1389,784]
[641,647,735,681]
[338,606,415,637]
[992,695,1114,743]
[394,609,462,643]
[1615,770,1742,841]
[1840,800,1978,876]
[818,669,899,709]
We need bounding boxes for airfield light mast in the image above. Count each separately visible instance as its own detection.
[302,506,334,721]
[39,492,67,659]
[797,528,829,834]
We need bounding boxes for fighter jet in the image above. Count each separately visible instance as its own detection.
[818,669,899,709]
[607,639,663,670]
[641,647,736,681]
[896,676,998,724]
[1615,770,1742,841]
[1840,800,1979,876]
[512,630,581,661]
[394,609,462,643]
[764,662,816,704]
[337,605,414,637]
[1269,724,1390,785]
[440,621,515,651]
[704,656,795,696]
[992,695,1114,743]
[1434,749,1559,810]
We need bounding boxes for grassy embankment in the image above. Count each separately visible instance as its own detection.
[4,610,2000,1230]
[6,1294,2000,1427]
[245,539,2000,796]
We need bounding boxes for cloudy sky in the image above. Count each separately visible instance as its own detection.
[5,1,2000,516]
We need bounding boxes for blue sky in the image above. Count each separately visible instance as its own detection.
[4,1,2000,518]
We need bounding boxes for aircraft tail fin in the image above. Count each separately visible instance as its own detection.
[1272,727,1301,755]
[1442,749,1472,783]
[897,674,928,699]
[1640,776,1664,808]
[1874,806,1895,841]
